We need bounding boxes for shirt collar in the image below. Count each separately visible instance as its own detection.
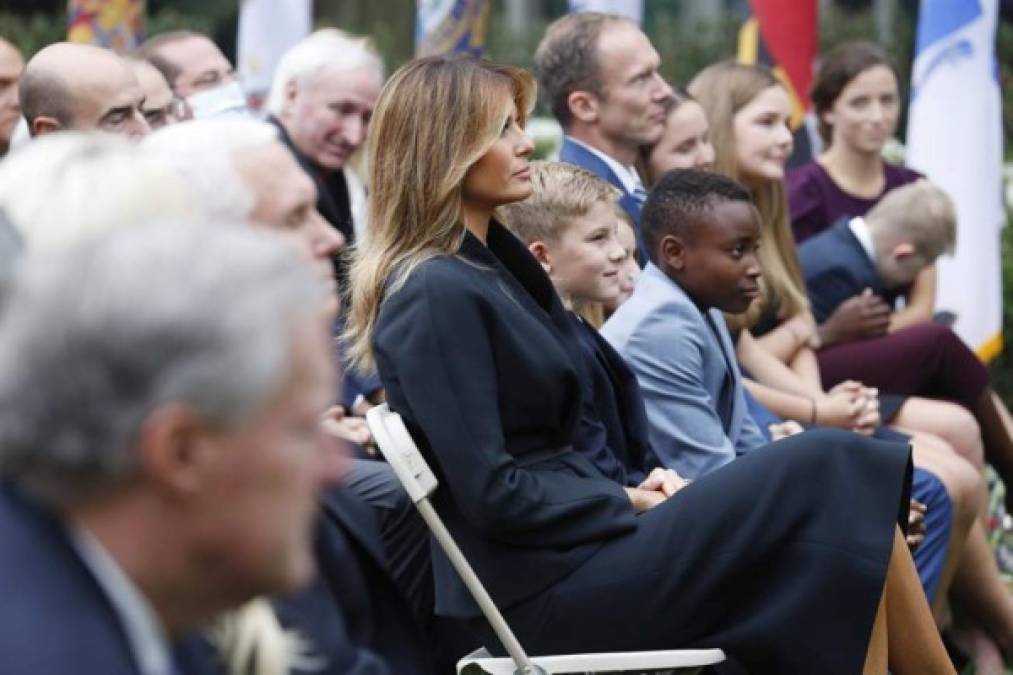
[564,135,643,195]
[69,527,175,675]
[848,216,877,263]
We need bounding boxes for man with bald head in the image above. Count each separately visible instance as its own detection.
[0,38,23,156]
[20,42,149,139]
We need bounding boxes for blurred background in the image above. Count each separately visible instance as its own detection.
[3,0,1013,397]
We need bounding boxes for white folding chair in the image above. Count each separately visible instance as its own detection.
[365,404,726,675]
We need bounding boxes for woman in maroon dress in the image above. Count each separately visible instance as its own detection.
[787,41,933,341]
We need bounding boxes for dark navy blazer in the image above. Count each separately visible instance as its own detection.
[373,222,637,618]
[797,218,903,323]
[570,314,661,486]
[0,486,219,675]
[558,137,647,266]
[0,486,141,674]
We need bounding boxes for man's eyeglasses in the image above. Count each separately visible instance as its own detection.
[141,96,191,129]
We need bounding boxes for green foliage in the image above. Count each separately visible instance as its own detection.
[0,12,64,58]
[647,10,741,86]
[313,0,415,72]
[0,8,215,59]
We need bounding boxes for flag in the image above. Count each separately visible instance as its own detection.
[568,0,643,25]
[738,0,819,166]
[906,0,1005,361]
[415,0,492,57]
[68,0,145,52]
[238,0,312,111]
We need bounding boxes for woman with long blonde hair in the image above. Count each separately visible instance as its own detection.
[344,54,956,674]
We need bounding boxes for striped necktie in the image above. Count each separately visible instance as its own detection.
[632,184,648,207]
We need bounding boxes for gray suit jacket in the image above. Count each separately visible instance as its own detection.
[601,263,767,479]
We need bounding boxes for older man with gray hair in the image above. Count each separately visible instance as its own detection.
[143,119,434,643]
[0,220,342,674]
[267,28,383,246]
[144,118,344,311]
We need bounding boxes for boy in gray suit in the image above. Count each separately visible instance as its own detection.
[601,169,768,479]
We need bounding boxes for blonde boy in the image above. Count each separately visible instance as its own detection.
[499,160,626,309]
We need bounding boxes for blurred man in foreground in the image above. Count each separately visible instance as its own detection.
[0,221,343,674]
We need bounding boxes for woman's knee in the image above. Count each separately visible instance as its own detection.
[896,399,985,469]
[937,405,985,468]
[912,435,981,525]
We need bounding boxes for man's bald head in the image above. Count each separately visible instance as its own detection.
[0,38,24,155]
[20,42,150,138]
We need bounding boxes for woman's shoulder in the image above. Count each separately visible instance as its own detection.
[382,253,489,312]
[886,163,924,187]
[786,160,829,190]
[786,161,832,209]
[786,161,836,239]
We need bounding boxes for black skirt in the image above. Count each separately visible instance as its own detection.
[480,428,912,675]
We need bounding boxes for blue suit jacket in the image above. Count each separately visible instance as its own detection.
[797,218,902,323]
[558,137,647,266]
[0,486,139,674]
[0,486,217,675]
[601,264,767,479]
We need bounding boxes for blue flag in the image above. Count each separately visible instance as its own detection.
[906,0,1005,360]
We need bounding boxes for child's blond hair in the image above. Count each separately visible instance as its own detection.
[866,180,957,260]
[498,160,620,245]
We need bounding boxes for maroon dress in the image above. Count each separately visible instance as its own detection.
[786,160,922,243]
[785,160,988,410]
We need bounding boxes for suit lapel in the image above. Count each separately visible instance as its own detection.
[559,138,628,197]
[702,310,737,430]
[834,220,884,296]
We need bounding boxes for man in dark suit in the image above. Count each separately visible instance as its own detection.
[266,29,383,250]
[146,119,433,671]
[0,222,344,674]
[534,12,672,264]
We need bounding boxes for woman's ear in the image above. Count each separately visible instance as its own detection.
[820,109,836,132]
[528,240,553,274]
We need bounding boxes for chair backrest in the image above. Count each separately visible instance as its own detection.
[365,404,541,673]
[365,404,439,504]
